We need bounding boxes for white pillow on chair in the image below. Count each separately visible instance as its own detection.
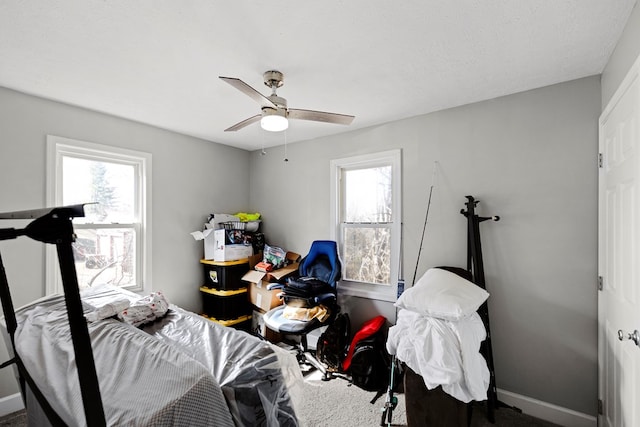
[395,268,489,321]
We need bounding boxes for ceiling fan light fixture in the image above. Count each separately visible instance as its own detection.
[220,71,354,132]
[261,108,288,132]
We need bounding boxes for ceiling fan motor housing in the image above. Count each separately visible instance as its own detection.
[263,70,284,89]
[262,106,287,118]
[267,95,287,109]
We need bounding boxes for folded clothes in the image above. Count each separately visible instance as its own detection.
[282,304,330,322]
[118,292,170,327]
[85,299,131,322]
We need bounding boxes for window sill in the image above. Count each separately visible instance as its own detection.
[337,281,397,303]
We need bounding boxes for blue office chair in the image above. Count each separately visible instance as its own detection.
[263,240,342,375]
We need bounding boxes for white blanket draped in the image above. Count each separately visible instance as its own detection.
[386,309,490,403]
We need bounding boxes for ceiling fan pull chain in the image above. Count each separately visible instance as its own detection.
[283,130,289,162]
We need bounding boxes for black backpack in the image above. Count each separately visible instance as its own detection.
[349,319,388,391]
[316,313,350,371]
[345,316,403,395]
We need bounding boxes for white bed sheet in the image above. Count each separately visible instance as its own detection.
[386,309,490,403]
[81,285,302,426]
[6,284,303,426]
[13,292,234,426]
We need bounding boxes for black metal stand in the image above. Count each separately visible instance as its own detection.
[0,205,106,427]
[460,195,501,423]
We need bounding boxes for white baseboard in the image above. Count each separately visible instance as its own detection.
[497,389,597,427]
[0,393,24,418]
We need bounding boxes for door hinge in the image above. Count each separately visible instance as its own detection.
[598,398,603,415]
[598,153,603,168]
[598,276,603,291]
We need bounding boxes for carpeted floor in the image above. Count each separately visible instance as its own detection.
[297,370,563,427]
[0,410,25,427]
[0,373,562,427]
[298,371,407,426]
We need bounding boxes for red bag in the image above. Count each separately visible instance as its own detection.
[342,315,387,372]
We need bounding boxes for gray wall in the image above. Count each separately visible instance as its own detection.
[249,76,601,415]
[3,16,634,409]
[601,3,640,108]
[0,86,250,397]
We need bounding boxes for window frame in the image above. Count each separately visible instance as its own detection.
[46,135,152,294]
[330,149,401,302]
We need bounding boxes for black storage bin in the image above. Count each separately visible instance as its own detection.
[404,365,469,426]
[203,314,252,332]
[200,286,251,320]
[201,259,249,290]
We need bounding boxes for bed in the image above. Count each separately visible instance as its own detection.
[0,205,303,426]
[2,284,303,426]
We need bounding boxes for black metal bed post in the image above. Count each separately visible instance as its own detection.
[0,250,68,426]
[0,254,17,345]
[0,252,22,396]
[55,232,107,427]
[461,195,500,423]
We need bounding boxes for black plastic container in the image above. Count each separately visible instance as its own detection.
[200,286,251,320]
[201,259,249,290]
[202,313,252,332]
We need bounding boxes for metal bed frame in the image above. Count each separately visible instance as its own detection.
[0,204,105,426]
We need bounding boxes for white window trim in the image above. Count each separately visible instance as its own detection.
[330,149,401,302]
[45,135,152,294]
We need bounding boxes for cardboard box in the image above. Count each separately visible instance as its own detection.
[248,280,283,312]
[242,251,300,310]
[250,309,282,343]
[192,228,253,261]
[212,229,252,261]
[212,243,253,262]
[242,252,300,284]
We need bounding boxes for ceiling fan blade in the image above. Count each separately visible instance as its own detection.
[224,114,261,132]
[288,109,355,125]
[219,76,277,109]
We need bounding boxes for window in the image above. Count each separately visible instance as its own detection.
[330,150,401,301]
[46,135,151,294]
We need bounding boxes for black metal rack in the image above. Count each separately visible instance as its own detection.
[460,195,501,423]
[0,205,106,426]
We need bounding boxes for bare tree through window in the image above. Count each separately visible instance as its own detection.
[342,165,393,285]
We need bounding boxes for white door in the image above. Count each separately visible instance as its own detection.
[598,55,640,427]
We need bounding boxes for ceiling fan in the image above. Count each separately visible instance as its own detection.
[219,70,355,132]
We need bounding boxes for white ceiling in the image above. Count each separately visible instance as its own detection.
[0,1,636,151]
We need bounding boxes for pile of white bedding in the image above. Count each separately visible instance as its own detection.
[386,309,489,402]
[386,267,490,403]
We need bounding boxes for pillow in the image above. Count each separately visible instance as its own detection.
[395,268,489,320]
